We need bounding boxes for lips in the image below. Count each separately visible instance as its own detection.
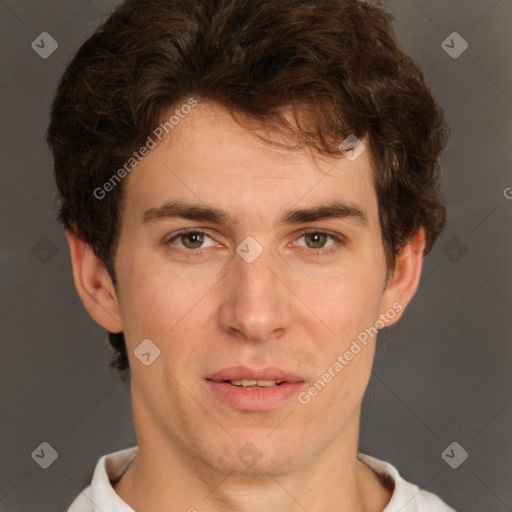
[205,366,305,411]
[206,366,304,385]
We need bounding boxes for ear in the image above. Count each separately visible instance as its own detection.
[378,228,426,327]
[66,229,123,333]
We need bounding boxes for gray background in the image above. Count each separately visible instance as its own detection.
[0,0,511,510]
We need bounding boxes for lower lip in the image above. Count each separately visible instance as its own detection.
[206,380,304,411]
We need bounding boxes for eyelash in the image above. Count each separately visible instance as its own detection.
[165,228,346,259]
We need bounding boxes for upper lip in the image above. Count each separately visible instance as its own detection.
[206,366,304,383]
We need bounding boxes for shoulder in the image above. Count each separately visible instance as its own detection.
[66,447,138,512]
[358,453,457,512]
[67,486,93,512]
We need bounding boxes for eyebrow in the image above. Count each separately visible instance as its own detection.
[141,200,367,226]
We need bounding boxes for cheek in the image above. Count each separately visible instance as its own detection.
[116,254,221,350]
[302,263,384,335]
[296,260,384,402]
[299,276,382,411]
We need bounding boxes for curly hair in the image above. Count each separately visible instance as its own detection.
[47,0,449,374]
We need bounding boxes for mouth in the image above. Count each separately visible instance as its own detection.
[220,379,284,389]
[205,367,305,411]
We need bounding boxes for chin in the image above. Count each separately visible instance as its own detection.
[200,432,313,477]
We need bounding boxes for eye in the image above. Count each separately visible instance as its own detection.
[166,229,217,250]
[293,229,345,254]
[164,228,345,258]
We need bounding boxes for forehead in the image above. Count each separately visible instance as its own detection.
[121,102,378,226]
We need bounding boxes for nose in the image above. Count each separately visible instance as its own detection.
[218,247,293,343]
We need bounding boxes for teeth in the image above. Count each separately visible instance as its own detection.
[228,379,279,388]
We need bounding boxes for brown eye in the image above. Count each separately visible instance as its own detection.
[166,230,216,251]
[180,232,205,249]
[305,232,329,249]
[293,230,345,256]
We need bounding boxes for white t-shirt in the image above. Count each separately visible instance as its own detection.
[68,447,456,511]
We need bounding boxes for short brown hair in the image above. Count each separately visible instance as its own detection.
[47,0,449,373]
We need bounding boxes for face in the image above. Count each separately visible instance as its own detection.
[90,101,414,476]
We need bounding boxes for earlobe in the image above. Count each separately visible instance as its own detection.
[66,229,123,333]
[379,228,426,327]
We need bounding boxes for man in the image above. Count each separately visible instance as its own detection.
[47,0,456,510]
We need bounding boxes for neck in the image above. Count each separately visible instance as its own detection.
[114,408,392,512]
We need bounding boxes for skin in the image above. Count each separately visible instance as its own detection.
[68,101,425,512]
